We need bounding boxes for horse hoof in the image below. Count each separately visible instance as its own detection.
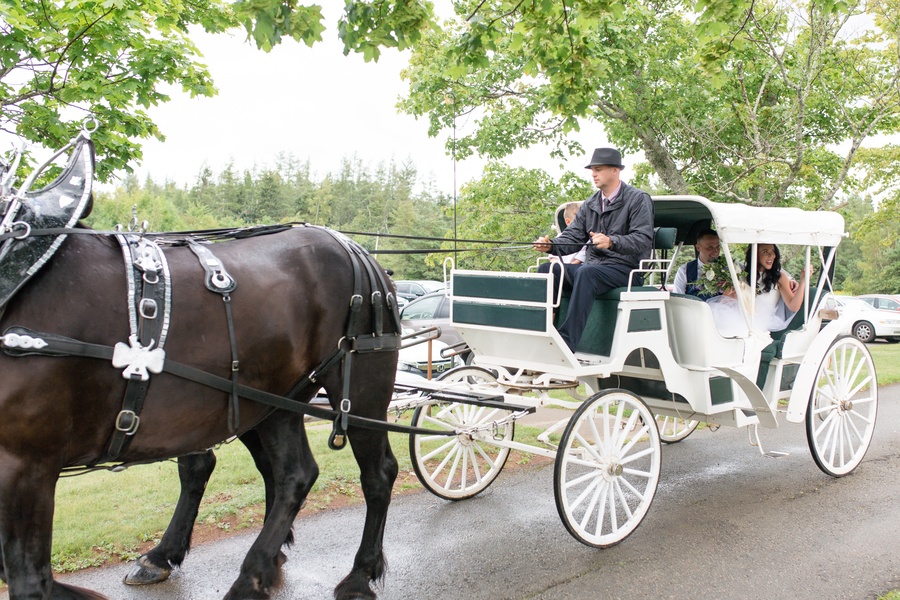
[123,556,172,586]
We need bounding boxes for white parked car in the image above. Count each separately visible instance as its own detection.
[821,294,900,343]
[396,328,461,382]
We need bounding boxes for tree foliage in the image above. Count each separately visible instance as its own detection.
[399,0,900,208]
[1,0,234,179]
[1,0,762,182]
[449,163,593,271]
[85,155,455,280]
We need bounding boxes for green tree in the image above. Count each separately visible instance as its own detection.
[448,163,592,272]
[2,0,762,183]
[399,0,900,208]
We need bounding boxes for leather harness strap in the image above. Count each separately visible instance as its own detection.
[98,234,171,464]
[0,326,444,440]
[188,241,241,432]
[313,227,403,450]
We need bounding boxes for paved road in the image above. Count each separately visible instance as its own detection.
[49,385,900,600]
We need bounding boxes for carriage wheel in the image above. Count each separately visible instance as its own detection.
[806,336,878,477]
[554,390,661,548]
[409,366,513,500]
[654,414,699,443]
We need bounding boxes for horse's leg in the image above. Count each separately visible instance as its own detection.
[333,427,399,600]
[224,414,317,600]
[240,430,295,563]
[124,450,217,585]
[0,458,107,599]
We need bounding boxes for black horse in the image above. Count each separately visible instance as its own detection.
[0,138,401,599]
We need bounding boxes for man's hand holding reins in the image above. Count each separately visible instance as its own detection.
[590,230,611,250]
[533,236,552,253]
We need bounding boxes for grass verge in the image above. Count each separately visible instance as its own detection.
[50,421,546,573]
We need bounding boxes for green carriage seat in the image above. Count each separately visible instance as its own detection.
[553,226,677,356]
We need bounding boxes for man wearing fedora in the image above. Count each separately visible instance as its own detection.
[534,147,654,352]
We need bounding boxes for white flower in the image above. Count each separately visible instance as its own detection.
[706,268,716,281]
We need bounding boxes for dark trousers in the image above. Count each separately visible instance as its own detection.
[540,261,634,352]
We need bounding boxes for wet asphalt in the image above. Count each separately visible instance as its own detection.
[34,385,900,600]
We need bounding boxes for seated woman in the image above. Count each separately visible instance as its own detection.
[707,243,809,337]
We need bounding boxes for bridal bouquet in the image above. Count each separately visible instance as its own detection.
[690,257,733,296]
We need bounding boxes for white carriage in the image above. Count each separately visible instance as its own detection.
[395,195,878,548]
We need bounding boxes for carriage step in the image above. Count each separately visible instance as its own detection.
[762,450,789,459]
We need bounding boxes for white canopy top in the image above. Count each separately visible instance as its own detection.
[652,195,846,247]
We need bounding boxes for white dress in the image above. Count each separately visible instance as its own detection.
[707,284,794,338]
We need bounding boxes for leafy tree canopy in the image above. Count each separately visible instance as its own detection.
[399,0,900,208]
[1,0,756,182]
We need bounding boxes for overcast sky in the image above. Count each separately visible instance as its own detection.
[130,20,611,196]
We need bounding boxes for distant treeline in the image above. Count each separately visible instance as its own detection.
[88,156,896,294]
[88,155,457,280]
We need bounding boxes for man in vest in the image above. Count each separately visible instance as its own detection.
[673,229,721,298]
[534,147,654,352]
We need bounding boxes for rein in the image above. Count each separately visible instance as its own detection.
[0,225,572,255]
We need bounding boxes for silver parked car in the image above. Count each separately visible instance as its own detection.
[393,280,446,303]
[399,290,472,362]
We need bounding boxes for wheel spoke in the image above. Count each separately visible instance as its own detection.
[620,446,656,465]
[618,423,651,458]
[607,482,618,534]
[564,468,602,492]
[613,479,634,520]
[445,444,463,487]
[572,430,605,464]
[594,481,610,537]
[826,417,839,465]
[571,474,602,514]
[473,440,499,471]
[814,384,838,406]
[601,401,613,455]
[615,411,642,454]
[846,374,874,400]
[844,411,866,444]
[421,438,458,462]
[617,474,646,502]
[428,442,458,482]
[422,413,457,431]
[814,407,837,438]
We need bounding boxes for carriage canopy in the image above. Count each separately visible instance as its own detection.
[653,195,846,247]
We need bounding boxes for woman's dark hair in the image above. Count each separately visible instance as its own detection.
[744,244,781,293]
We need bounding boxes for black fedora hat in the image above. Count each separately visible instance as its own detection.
[585,147,625,170]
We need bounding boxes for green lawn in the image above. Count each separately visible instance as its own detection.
[43,341,900,573]
[868,341,900,384]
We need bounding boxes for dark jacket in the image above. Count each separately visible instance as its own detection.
[549,182,654,270]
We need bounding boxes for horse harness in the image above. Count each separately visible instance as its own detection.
[0,219,452,469]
